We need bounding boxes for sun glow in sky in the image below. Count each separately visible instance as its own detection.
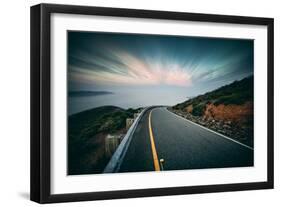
[68,31,253,96]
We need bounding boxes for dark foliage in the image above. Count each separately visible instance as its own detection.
[173,75,253,116]
[68,106,137,175]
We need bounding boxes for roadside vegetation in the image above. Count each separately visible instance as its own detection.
[174,76,253,116]
[68,106,138,175]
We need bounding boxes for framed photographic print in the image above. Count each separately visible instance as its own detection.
[30,3,274,203]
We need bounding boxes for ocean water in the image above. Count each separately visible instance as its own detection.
[68,91,187,115]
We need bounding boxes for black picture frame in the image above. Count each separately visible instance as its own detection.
[30,3,274,203]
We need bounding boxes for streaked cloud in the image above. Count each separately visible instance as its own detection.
[68,32,253,93]
[69,46,192,87]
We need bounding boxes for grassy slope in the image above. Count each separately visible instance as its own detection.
[173,76,253,116]
[68,106,137,175]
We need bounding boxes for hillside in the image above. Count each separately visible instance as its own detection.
[172,76,254,147]
[174,76,253,115]
[68,106,138,175]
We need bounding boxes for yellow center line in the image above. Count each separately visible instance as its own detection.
[148,110,160,171]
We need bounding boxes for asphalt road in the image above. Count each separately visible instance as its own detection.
[119,107,253,172]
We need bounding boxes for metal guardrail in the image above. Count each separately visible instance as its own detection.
[103,107,151,173]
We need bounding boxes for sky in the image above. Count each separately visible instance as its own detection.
[68,31,253,98]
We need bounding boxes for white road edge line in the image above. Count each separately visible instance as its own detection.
[164,108,254,151]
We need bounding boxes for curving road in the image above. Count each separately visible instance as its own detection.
[119,107,253,173]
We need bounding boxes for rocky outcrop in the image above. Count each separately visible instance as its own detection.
[203,102,253,124]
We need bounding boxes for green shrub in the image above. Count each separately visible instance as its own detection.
[192,103,206,116]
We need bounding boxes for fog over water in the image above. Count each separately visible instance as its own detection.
[68,90,187,115]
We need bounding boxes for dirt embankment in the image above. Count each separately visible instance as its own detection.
[202,102,253,124]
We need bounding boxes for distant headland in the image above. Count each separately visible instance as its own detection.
[68,91,114,97]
